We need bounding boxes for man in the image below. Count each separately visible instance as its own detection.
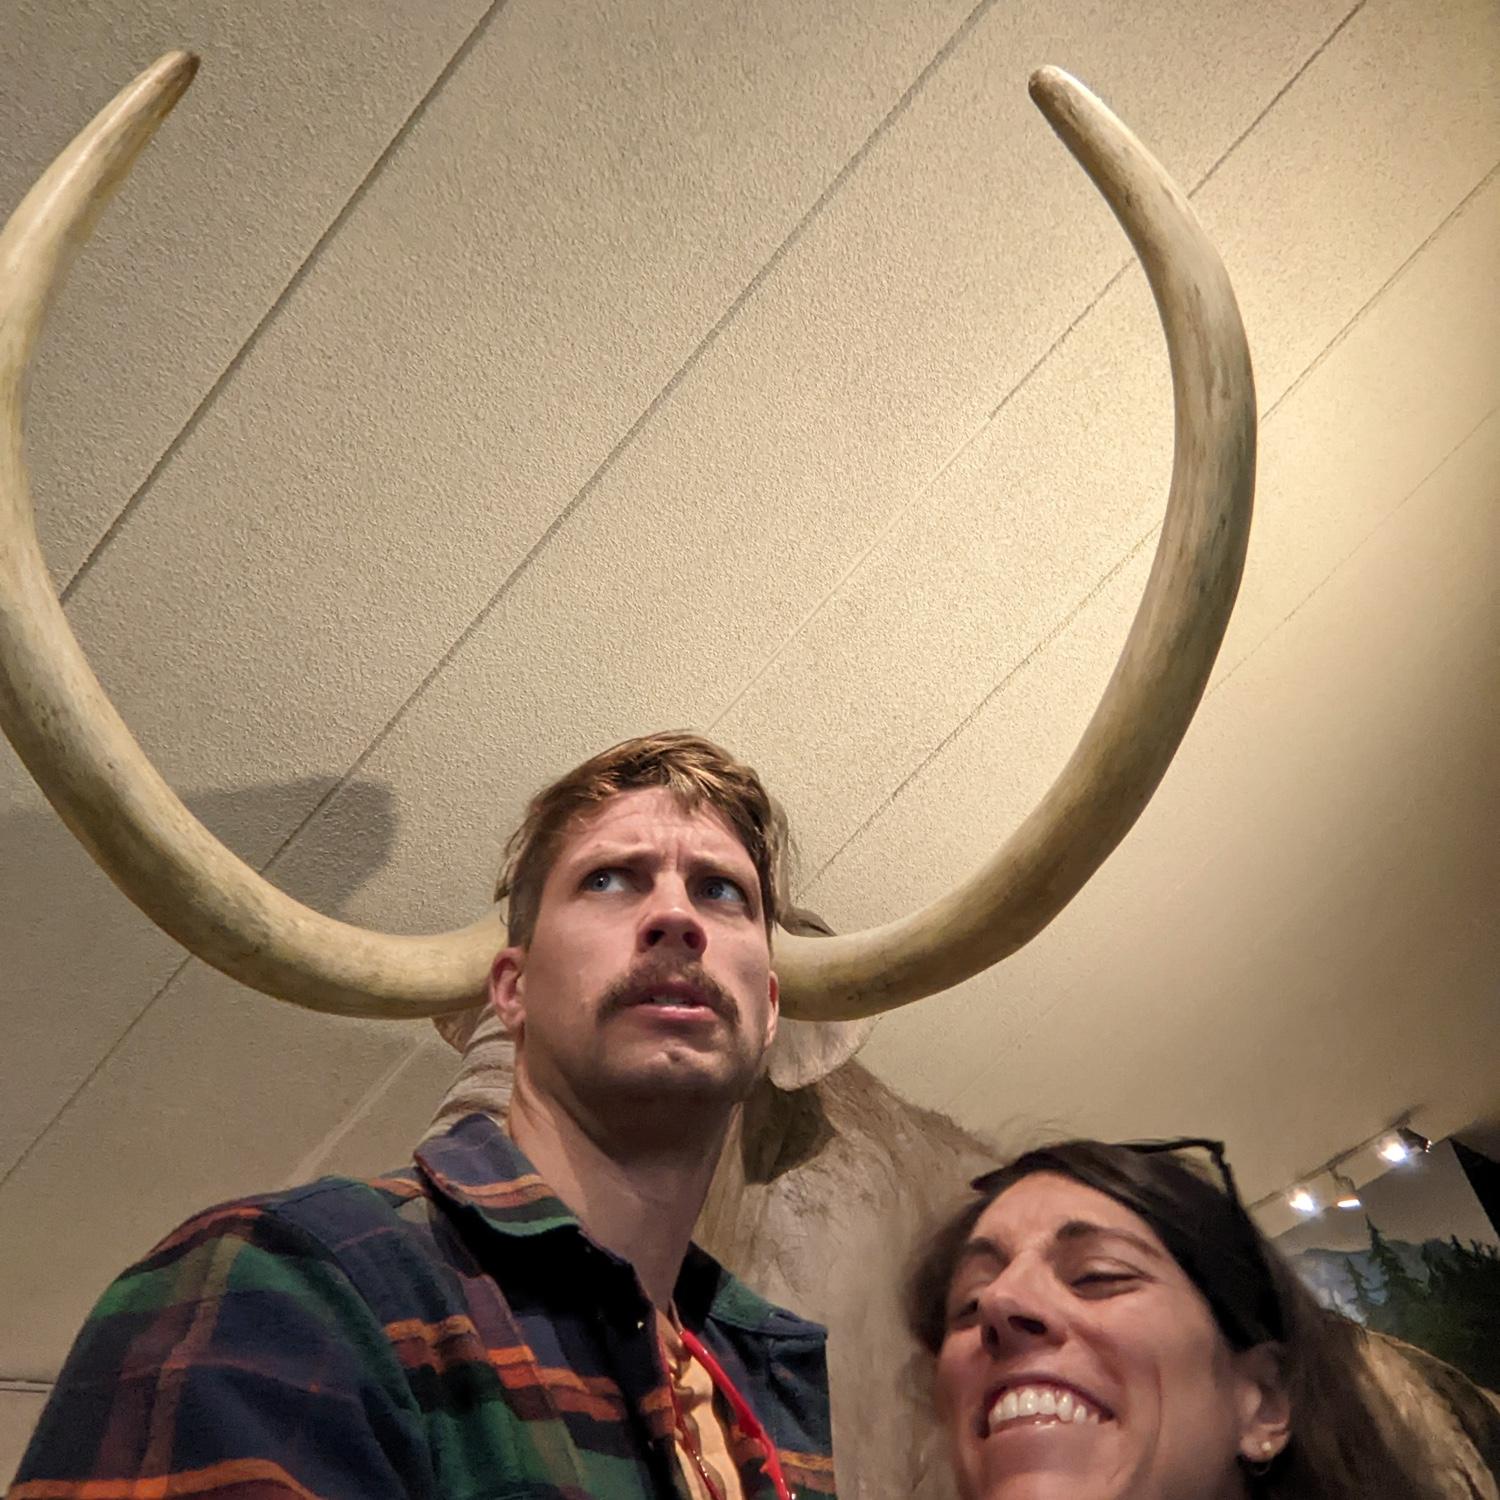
[13,733,835,1500]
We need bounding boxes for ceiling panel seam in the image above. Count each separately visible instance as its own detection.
[704,255,1136,741]
[58,0,514,606]
[789,527,1156,902]
[2,0,517,1190]
[1,0,1003,1184]
[795,178,1499,900]
[278,1041,434,1189]
[933,408,1500,1118]
[208,0,1013,900]
[1209,401,1499,701]
[0,947,195,1194]
[1188,0,1366,202]
[706,1,1372,751]
[6,2,1460,1185]
[805,390,1493,918]
[298,9,1451,1160]
[1265,160,1500,422]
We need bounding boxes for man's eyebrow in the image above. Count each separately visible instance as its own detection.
[1055,1219,1163,1259]
[567,841,648,866]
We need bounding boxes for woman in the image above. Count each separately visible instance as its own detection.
[905,1138,1458,1499]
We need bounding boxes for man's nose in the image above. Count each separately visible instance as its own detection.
[638,881,706,955]
[977,1273,1063,1357]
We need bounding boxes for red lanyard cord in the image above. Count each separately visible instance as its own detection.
[679,1327,793,1500]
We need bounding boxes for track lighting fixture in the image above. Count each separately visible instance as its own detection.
[1378,1126,1432,1164]
[1332,1170,1361,1209]
[1256,1120,1434,1222]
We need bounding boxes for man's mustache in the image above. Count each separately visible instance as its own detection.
[597,960,738,1026]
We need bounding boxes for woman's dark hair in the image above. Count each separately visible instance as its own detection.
[905,1140,1441,1500]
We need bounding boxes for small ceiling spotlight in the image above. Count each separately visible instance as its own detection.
[1288,1187,1318,1214]
[1378,1127,1432,1165]
[1332,1171,1362,1210]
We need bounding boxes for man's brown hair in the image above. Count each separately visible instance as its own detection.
[494,732,788,946]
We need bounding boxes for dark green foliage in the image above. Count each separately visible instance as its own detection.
[1343,1219,1500,1389]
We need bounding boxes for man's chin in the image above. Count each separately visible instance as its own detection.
[593,1049,759,1110]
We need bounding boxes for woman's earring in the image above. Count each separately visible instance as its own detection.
[1241,1438,1278,1478]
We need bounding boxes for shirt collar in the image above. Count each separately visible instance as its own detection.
[413,1110,582,1239]
[413,1111,816,1340]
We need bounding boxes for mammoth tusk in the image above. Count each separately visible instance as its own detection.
[0,53,500,1018]
[775,67,1255,1020]
[0,59,1250,1026]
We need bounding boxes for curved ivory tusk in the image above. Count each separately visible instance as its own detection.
[774,67,1255,1019]
[1,59,1250,1025]
[0,53,500,1018]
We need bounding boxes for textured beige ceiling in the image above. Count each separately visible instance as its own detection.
[1,0,1496,1456]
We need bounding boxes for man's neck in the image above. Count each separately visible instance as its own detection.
[506,1074,730,1310]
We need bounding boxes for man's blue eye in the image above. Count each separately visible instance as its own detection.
[701,875,747,904]
[583,869,628,892]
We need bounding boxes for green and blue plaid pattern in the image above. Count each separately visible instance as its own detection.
[13,1113,835,1500]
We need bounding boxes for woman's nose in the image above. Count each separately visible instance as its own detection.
[977,1277,1063,1355]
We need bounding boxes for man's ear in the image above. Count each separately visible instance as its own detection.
[764,970,780,1051]
[488,946,528,1038]
[1232,1343,1291,1467]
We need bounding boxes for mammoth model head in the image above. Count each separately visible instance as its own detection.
[0,54,1253,1027]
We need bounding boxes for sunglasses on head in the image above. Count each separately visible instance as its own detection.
[969,1135,1240,1198]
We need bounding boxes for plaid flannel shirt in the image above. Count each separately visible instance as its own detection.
[13,1113,836,1500]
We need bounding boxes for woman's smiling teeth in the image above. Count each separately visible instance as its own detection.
[986,1385,1107,1433]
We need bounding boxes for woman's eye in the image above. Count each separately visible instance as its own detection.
[701,875,747,904]
[1072,1270,1138,1292]
[945,1296,981,1328]
[583,868,629,893]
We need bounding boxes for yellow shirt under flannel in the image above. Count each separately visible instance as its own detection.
[659,1309,747,1500]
